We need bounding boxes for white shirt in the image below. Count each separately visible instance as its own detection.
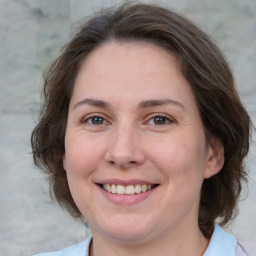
[33,224,247,256]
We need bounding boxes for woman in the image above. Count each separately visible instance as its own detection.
[31,2,252,256]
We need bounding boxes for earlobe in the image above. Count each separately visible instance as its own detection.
[204,139,224,179]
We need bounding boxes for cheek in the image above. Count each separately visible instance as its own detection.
[149,134,207,179]
[64,134,104,176]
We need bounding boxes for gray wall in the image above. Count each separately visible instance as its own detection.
[0,0,255,255]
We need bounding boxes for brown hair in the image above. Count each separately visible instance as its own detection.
[31,2,252,238]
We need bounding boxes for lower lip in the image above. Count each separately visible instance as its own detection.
[98,186,157,205]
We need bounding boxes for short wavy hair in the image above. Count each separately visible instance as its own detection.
[31,2,252,238]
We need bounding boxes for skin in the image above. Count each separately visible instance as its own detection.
[63,42,224,256]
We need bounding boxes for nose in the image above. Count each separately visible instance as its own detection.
[104,126,146,169]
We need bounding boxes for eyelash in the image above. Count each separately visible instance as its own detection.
[146,113,174,126]
[81,113,175,127]
[82,115,109,126]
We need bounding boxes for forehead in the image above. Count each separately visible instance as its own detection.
[70,41,195,109]
[82,41,179,73]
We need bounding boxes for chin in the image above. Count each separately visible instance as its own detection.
[94,217,156,244]
[107,229,153,244]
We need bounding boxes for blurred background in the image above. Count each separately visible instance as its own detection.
[0,0,255,255]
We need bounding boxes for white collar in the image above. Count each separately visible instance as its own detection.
[204,223,237,256]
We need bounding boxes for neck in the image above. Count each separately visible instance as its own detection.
[90,223,210,256]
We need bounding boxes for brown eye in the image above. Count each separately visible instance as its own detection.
[148,115,172,126]
[84,116,107,125]
[91,117,104,125]
[147,114,174,126]
[154,116,168,125]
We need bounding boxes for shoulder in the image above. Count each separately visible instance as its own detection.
[204,224,248,256]
[33,236,92,256]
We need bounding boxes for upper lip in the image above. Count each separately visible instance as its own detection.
[96,179,157,186]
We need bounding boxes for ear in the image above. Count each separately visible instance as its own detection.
[204,138,224,179]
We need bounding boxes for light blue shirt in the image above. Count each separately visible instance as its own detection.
[33,224,246,256]
[204,224,246,256]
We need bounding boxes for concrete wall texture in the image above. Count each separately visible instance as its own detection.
[0,0,255,255]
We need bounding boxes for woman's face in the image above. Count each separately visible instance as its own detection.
[63,42,221,244]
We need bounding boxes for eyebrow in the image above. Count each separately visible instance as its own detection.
[73,98,184,110]
[138,99,185,109]
[73,98,111,110]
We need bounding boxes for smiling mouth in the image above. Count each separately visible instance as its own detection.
[98,184,158,195]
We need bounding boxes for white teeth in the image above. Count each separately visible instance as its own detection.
[126,185,135,195]
[135,184,142,193]
[102,184,155,195]
[106,184,111,192]
[117,185,126,194]
[111,184,117,194]
[141,184,147,192]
